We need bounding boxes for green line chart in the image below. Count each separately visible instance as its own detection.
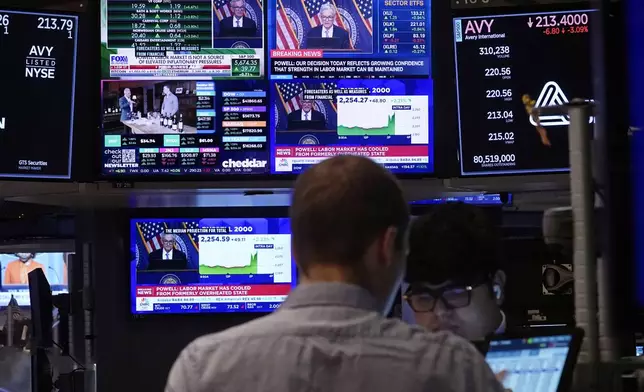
[336,95,429,144]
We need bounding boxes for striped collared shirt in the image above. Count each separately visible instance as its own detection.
[166,282,505,392]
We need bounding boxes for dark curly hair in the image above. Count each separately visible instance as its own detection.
[406,203,500,286]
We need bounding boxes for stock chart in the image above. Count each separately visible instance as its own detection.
[453,9,596,176]
[131,217,295,314]
[271,79,433,173]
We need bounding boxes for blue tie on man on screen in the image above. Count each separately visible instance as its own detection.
[217,0,258,37]
[287,93,326,131]
[305,3,351,50]
[148,233,188,270]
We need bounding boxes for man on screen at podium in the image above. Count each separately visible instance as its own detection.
[218,0,257,38]
[3,253,44,285]
[148,233,188,270]
[304,3,350,50]
[287,96,326,130]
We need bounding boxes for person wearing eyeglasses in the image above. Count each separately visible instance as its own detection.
[405,203,507,342]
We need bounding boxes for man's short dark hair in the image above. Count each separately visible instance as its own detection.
[290,156,409,271]
[406,203,500,286]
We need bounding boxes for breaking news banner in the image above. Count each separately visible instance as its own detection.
[453,8,596,176]
[100,0,265,79]
[101,79,271,176]
[267,0,430,78]
[0,9,78,179]
[130,217,296,314]
[270,78,433,174]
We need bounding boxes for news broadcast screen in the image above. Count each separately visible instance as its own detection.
[0,253,69,307]
[101,0,264,79]
[271,79,433,173]
[267,0,430,78]
[131,218,295,314]
[102,80,270,176]
[0,10,78,179]
[454,9,596,176]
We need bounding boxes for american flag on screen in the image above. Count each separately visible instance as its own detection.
[136,222,166,253]
[351,0,372,33]
[321,82,339,111]
[215,0,263,20]
[277,83,305,113]
[276,0,300,49]
[302,0,347,32]
[183,221,201,251]
[213,0,233,20]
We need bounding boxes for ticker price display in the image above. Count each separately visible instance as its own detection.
[102,80,269,176]
[267,0,430,79]
[453,9,596,176]
[0,10,78,179]
[131,218,296,314]
[101,0,264,79]
[271,79,432,174]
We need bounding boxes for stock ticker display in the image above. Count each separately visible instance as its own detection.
[131,218,296,314]
[268,0,430,79]
[454,9,595,176]
[271,79,433,173]
[100,0,434,177]
[102,80,270,175]
[0,10,78,179]
[101,0,264,79]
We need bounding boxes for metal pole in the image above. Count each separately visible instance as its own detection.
[535,103,599,390]
[6,296,13,347]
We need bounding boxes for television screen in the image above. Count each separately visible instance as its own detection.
[267,0,430,79]
[270,79,433,174]
[0,9,78,179]
[130,217,295,314]
[0,252,69,307]
[453,9,596,176]
[100,0,264,79]
[101,80,270,176]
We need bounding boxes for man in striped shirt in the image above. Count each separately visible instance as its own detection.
[166,156,505,392]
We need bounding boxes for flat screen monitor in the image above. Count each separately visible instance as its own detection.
[130,217,295,314]
[100,0,264,79]
[101,80,270,176]
[485,331,582,392]
[267,0,430,79]
[270,79,433,174]
[0,252,69,307]
[0,9,78,179]
[453,9,596,176]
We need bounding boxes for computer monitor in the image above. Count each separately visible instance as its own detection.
[485,328,584,392]
[130,213,296,314]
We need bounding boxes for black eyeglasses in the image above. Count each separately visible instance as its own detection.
[403,282,486,312]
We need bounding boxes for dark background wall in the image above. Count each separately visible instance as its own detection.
[83,210,262,392]
[77,208,562,392]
